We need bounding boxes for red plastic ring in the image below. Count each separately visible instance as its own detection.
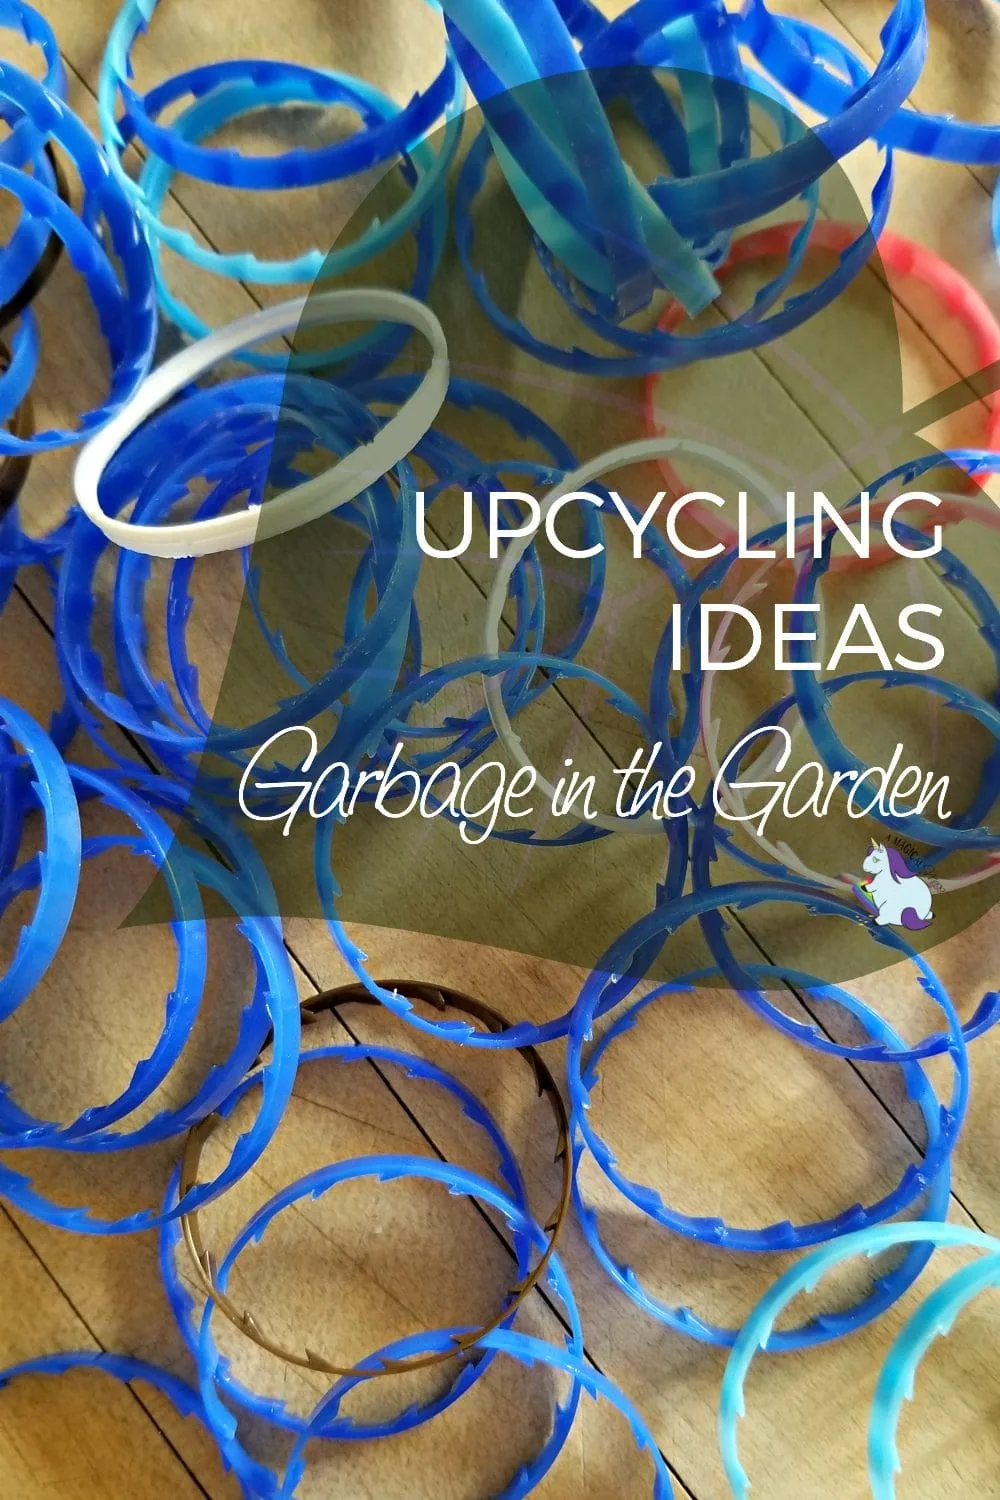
[643,222,1000,571]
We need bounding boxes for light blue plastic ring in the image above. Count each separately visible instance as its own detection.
[719,1221,1000,1499]
[869,1249,1000,1498]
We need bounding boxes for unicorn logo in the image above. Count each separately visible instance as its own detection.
[854,841,934,930]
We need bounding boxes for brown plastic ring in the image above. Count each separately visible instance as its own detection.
[0,142,69,334]
[0,341,34,519]
[179,978,571,1378]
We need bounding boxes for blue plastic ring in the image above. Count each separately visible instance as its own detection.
[571,961,952,1343]
[160,1041,537,1441]
[566,877,967,1250]
[0,854,299,1233]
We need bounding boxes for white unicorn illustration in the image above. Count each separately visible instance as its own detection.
[856,841,934,930]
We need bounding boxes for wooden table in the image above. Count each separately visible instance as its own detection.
[1,1,999,1495]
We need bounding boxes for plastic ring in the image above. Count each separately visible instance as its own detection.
[124,63,463,284]
[0,763,208,1146]
[572,960,953,1316]
[0,0,66,171]
[480,435,778,833]
[869,1250,1000,1498]
[100,11,460,188]
[73,289,449,557]
[0,142,69,332]
[644,221,1000,555]
[161,1039,538,1441]
[0,698,80,1024]
[180,980,571,1376]
[568,885,966,1251]
[0,856,299,1234]
[0,63,155,451]
[0,1349,257,1500]
[719,1221,1000,1499]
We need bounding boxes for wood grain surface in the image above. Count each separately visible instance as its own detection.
[0,0,999,1495]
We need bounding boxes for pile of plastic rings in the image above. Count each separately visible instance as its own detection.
[0,0,997,1491]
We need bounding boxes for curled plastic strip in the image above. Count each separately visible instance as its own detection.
[567,878,967,1251]
[441,0,716,318]
[571,960,953,1344]
[0,1349,257,1500]
[394,1325,673,1497]
[460,0,918,241]
[0,62,155,451]
[454,91,892,372]
[527,56,821,343]
[0,855,299,1234]
[575,0,751,180]
[718,1221,1000,1500]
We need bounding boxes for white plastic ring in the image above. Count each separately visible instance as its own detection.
[73,288,449,558]
[481,436,783,835]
